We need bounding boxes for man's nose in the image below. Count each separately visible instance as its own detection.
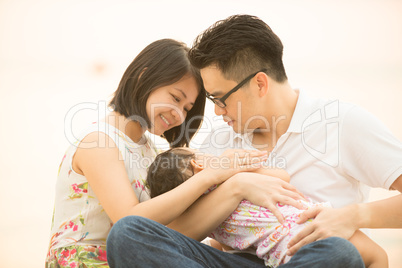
[214,104,226,116]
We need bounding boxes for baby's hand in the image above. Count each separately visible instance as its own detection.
[202,149,268,184]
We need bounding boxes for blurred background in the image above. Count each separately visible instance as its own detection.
[0,0,401,267]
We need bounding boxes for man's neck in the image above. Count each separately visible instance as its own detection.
[252,85,299,151]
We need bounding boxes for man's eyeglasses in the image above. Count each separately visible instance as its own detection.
[205,69,267,108]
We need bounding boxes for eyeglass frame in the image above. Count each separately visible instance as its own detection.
[205,68,267,108]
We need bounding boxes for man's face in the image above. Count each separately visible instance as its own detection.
[200,66,260,133]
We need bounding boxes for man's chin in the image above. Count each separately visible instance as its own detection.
[231,124,244,134]
[228,121,253,134]
[232,124,255,135]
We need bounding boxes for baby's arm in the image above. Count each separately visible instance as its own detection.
[349,230,388,268]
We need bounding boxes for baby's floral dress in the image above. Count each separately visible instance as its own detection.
[46,122,158,268]
[209,198,331,268]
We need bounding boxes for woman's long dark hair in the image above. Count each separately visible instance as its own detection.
[109,39,206,147]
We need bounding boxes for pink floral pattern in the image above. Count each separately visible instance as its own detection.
[210,198,330,267]
[69,182,88,199]
[46,245,108,268]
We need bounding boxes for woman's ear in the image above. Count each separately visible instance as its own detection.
[190,159,204,173]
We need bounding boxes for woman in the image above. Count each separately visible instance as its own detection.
[46,39,302,268]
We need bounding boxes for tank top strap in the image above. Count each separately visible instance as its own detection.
[83,122,148,161]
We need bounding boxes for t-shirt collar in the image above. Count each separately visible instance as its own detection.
[286,89,318,134]
[231,89,318,145]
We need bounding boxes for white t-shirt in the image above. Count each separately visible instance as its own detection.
[199,90,402,208]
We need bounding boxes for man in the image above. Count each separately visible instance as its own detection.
[106,15,401,267]
[189,14,402,262]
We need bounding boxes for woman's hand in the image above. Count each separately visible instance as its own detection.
[230,172,306,223]
[200,149,268,185]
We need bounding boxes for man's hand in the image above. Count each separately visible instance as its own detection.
[287,176,402,255]
[286,205,360,256]
[231,172,306,223]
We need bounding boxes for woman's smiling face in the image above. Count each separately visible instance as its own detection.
[146,74,200,136]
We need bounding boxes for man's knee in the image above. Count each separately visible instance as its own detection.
[286,237,364,268]
[318,237,364,267]
[107,216,146,247]
[113,215,155,232]
[325,237,358,254]
[107,216,156,267]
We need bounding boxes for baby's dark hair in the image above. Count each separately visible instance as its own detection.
[147,148,196,198]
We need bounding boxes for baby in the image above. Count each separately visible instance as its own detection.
[146,148,387,268]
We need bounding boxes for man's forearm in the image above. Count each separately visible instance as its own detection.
[358,193,402,229]
[357,174,402,228]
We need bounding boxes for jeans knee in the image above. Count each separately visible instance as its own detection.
[325,237,364,267]
[113,215,146,231]
[325,237,349,247]
[107,216,145,247]
[326,237,356,253]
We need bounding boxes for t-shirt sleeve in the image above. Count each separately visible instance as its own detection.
[340,105,402,189]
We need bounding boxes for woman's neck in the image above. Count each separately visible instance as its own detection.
[102,111,145,143]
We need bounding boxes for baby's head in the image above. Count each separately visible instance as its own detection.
[146,147,203,198]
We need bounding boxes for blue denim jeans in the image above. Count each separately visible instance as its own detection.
[106,216,364,268]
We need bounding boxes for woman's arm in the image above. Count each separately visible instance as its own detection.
[254,166,291,182]
[167,172,306,240]
[74,133,267,224]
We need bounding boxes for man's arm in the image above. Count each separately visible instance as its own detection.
[168,172,306,240]
[286,175,402,255]
[286,105,402,255]
[390,174,402,191]
[358,175,402,228]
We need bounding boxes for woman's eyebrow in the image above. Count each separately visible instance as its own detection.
[174,88,194,105]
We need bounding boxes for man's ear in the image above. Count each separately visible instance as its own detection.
[190,159,204,173]
[255,71,269,97]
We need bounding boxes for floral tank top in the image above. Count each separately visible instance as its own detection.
[46,122,158,267]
